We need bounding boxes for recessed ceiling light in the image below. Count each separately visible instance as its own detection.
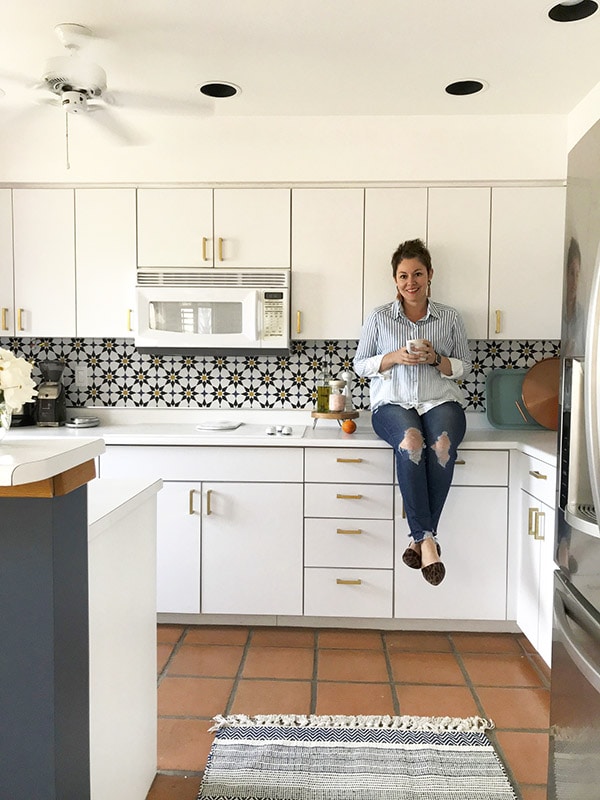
[548,1,598,22]
[445,79,488,96]
[198,81,241,98]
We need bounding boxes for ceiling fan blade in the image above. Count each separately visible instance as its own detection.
[0,68,38,90]
[85,104,145,145]
[106,89,213,116]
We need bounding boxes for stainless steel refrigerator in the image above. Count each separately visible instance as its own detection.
[549,117,600,799]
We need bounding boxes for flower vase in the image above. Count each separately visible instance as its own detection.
[0,403,12,441]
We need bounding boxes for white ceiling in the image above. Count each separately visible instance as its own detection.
[1,0,600,128]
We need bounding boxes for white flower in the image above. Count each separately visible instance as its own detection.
[0,348,38,411]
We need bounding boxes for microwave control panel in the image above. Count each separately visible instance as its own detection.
[262,291,286,338]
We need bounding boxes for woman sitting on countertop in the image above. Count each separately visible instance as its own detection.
[354,238,472,586]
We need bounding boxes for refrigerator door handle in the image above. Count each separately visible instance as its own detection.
[584,245,600,517]
[555,593,600,694]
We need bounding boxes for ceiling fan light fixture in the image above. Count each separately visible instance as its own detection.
[198,81,241,99]
[445,79,487,96]
[548,1,598,21]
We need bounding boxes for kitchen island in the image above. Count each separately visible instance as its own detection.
[0,436,161,800]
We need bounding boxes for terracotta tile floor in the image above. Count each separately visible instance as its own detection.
[147,625,551,800]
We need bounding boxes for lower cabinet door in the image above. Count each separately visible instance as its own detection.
[156,482,202,614]
[394,486,508,620]
[202,482,303,615]
[304,568,393,618]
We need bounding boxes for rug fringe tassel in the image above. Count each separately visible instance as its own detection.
[209,713,494,733]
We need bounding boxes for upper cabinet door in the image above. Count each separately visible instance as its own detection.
[490,186,566,340]
[137,188,212,268]
[13,189,76,337]
[291,188,364,340]
[427,187,491,340]
[213,188,290,267]
[75,189,137,338]
[0,190,14,336]
[363,188,427,320]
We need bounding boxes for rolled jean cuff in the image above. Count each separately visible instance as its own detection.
[412,531,436,544]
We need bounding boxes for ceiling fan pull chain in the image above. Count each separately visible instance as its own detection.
[65,112,70,170]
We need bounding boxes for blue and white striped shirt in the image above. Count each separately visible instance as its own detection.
[354,299,472,412]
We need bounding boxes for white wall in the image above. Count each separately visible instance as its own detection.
[568,80,600,151]
[0,111,567,184]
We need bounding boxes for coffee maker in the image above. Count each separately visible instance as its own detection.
[36,361,67,427]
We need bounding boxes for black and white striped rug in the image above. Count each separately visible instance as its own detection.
[197,714,517,799]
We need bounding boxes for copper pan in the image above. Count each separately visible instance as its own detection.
[521,357,560,431]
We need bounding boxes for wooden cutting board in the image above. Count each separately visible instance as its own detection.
[521,357,560,431]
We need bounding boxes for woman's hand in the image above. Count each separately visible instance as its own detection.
[379,340,437,372]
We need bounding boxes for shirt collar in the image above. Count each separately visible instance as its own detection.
[393,299,440,321]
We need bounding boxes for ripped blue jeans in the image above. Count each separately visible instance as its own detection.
[372,401,466,543]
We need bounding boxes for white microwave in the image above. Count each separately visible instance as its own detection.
[135,268,290,354]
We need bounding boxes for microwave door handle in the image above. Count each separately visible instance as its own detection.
[555,591,600,693]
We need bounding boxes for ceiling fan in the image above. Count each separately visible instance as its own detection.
[2,23,213,160]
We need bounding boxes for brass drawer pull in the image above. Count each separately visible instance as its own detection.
[1,307,7,331]
[218,237,224,261]
[336,458,363,463]
[202,236,208,261]
[188,489,199,515]
[296,311,302,334]
[495,309,501,334]
[336,528,362,535]
[455,459,466,465]
[528,506,538,536]
[534,510,545,540]
[18,308,24,331]
[206,489,213,516]
[529,470,547,480]
[336,578,362,585]
[127,309,133,332]
[336,493,362,500]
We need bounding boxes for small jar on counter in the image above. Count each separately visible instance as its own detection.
[328,380,347,412]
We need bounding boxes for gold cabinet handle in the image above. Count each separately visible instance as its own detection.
[336,458,363,463]
[189,489,199,515]
[529,470,547,480]
[495,310,501,334]
[202,236,208,261]
[206,489,213,515]
[336,578,362,585]
[534,510,545,540]
[1,307,7,331]
[127,309,133,332]
[528,506,538,536]
[218,237,224,261]
[455,459,466,465]
[17,308,24,332]
[296,310,302,334]
[337,528,362,535]
[336,493,362,500]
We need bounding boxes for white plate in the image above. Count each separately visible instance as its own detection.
[195,421,243,431]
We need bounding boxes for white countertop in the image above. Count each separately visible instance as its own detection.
[0,436,106,486]
[4,409,558,465]
[88,478,163,541]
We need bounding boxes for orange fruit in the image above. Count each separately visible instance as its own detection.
[341,419,357,434]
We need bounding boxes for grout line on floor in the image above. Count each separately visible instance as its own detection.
[157,626,189,687]
[222,627,254,716]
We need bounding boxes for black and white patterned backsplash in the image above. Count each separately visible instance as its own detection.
[0,337,560,411]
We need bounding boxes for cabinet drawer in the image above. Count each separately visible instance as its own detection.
[305,483,393,519]
[304,448,394,484]
[521,454,557,507]
[101,445,303,482]
[305,519,393,568]
[453,450,509,486]
[304,568,393,618]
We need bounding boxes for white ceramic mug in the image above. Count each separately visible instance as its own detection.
[406,338,427,361]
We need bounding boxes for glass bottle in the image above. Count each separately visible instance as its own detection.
[316,366,331,412]
[328,380,347,412]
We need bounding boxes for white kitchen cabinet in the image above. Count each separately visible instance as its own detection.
[75,189,137,338]
[0,189,14,335]
[13,188,76,336]
[516,453,557,666]
[427,187,491,339]
[363,188,427,319]
[489,186,566,340]
[137,187,290,268]
[303,447,395,618]
[291,188,364,340]
[99,445,303,616]
[394,450,509,620]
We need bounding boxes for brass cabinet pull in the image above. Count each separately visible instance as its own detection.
[337,528,362,535]
[206,489,213,515]
[529,470,547,480]
[1,307,7,331]
[296,310,301,334]
[127,309,133,332]
[534,510,545,540]
[202,236,208,261]
[17,308,24,331]
[218,237,224,261]
[495,309,501,334]
[336,458,363,463]
[528,506,538,536]
[188,489,199,515]
[336,578,362,585]
[455,459,466,465]
[336,493,362,500]
[401,500,406,519]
